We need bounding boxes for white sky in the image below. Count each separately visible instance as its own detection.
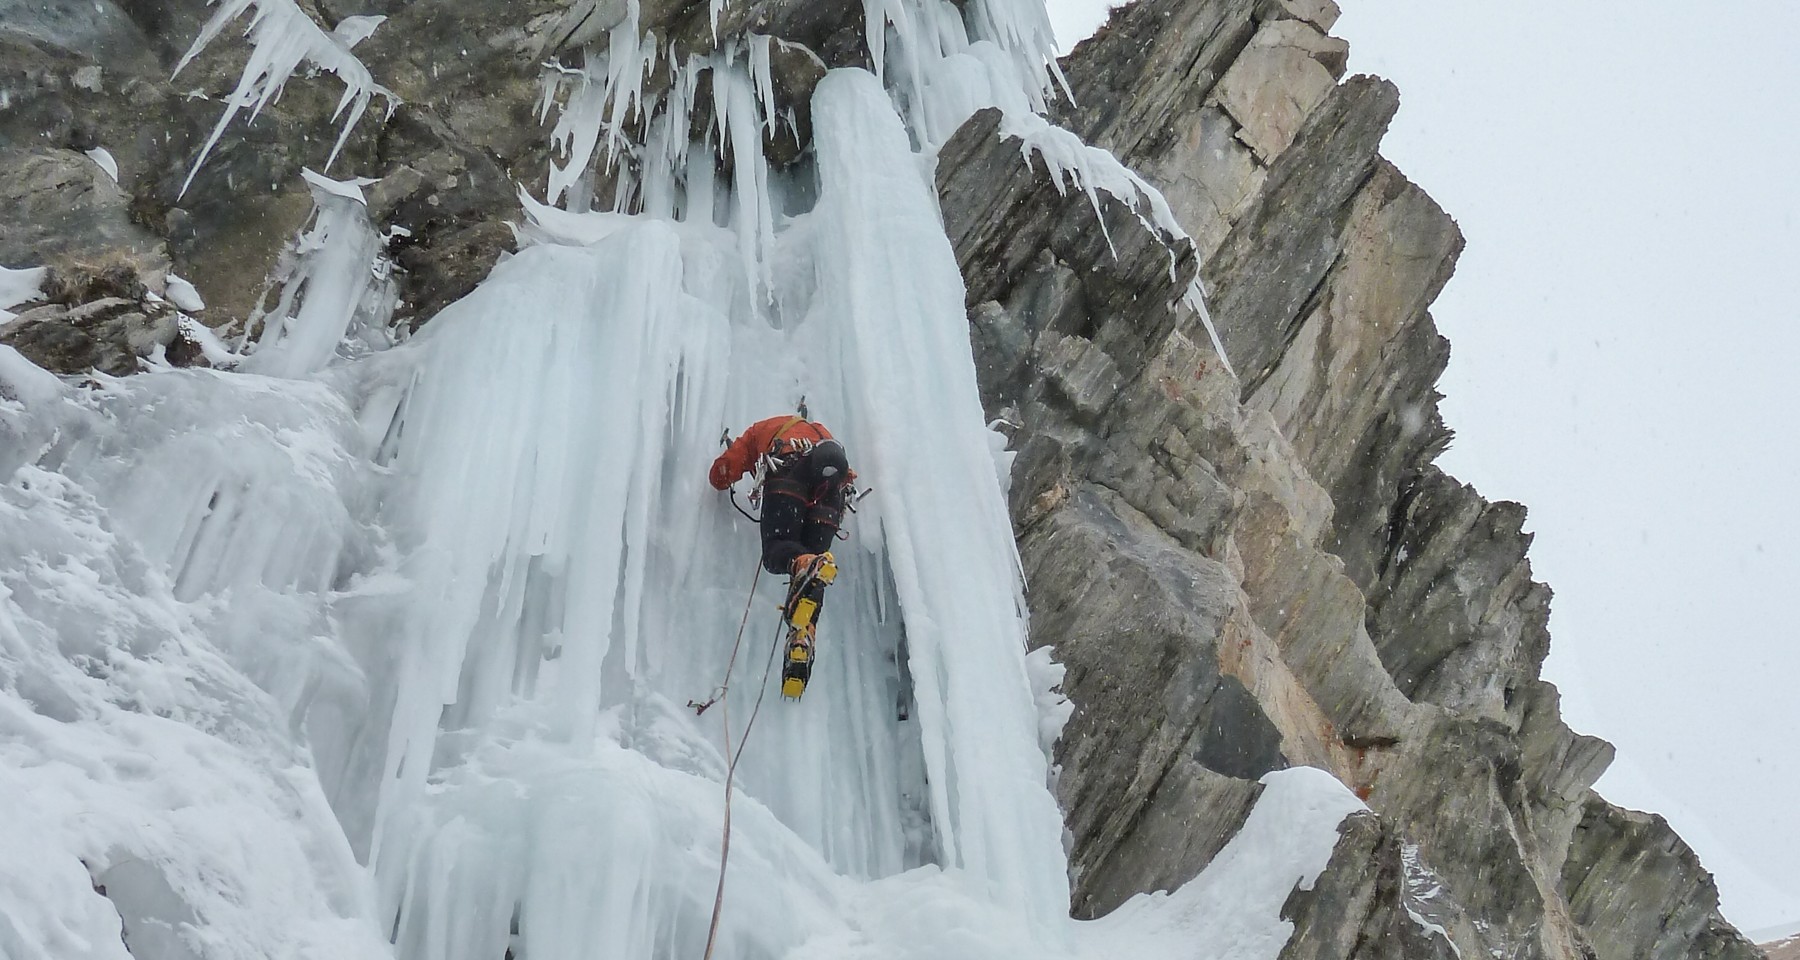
[1046,0,1800,933]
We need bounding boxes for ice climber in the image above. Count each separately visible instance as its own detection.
[709,414,856,698]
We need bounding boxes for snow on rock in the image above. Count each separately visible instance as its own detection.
[166,273,207,313]
[173,0,392,195]
[299,167,378,205]
[855,2,1231,376]
[0,347,65,478]
[0,345,62,407]
[0,265,47,321]
[84,147,120,183]
[178,316,238,367]
[1077,767,1368,960]
[1401,843,1464,957]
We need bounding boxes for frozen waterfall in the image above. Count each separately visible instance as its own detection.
[0,1,1364,958]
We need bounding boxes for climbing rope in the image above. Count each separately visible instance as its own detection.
[687,562,761,717]
[728,487,761,524]
[695,561,788,960]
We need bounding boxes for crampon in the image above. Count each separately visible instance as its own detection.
[779,552,836,699]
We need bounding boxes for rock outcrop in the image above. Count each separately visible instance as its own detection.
[0,0,1762,957]
[0,0,840,351]
[937,1,1761,959]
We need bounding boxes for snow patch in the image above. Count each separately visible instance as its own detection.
[165,273,207,312]
[1079,767,1367,960]
[0,265,47,321]
[299,167,377,205]
[0,368,390,960]
[1401,842,1464,957]
[179,316,238,367]
[84,146,119,183]
[0,345,63,406]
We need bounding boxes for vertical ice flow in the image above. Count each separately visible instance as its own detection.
[246,170,395,379]
[805,69,1071,927]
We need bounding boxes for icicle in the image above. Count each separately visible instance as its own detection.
[749,34,777,138]
[684,132,717,227]
[713,63,776,302]
[546,50,611,207]
[542,13,674,209]
[173,0,393,196]
[1184,277,1236,379]
[807,68,1072,933]
[962,0,1067,108]
[244,168,394,378]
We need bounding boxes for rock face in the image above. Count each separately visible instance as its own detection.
[938,1,1761,958]
[0,0,1762,957]
[0,0,845,354]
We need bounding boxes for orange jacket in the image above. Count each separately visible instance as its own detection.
[709,415,836,490]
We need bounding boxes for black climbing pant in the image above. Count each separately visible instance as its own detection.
[760,439,850,575]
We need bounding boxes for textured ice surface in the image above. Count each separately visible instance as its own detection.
[0,360,389,960]
[244,170,397,377]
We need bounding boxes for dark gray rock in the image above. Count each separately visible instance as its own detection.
[1021,487,1276,918]
[1200,76,1400,397]
[0,149,166,270]
[938,89,1419,918]
[1362,467,1552,718]
[1,296,177,376]
[1054,0,1260,166]
[1277,812,1462,960]
[938,107,1197,390]
[1562,797,1763,960]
